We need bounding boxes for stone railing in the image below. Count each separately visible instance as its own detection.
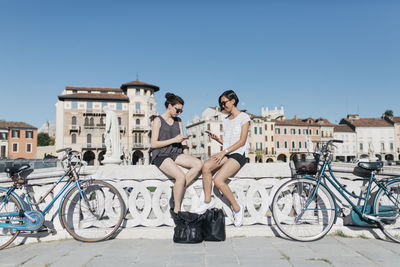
[1,162,400,242]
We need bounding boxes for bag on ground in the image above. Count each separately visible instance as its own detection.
[171,210,205,243]
[202,208,226,241]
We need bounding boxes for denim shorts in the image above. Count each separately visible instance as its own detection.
[226,153,247,168]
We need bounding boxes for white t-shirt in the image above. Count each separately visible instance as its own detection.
[223,112,251,156]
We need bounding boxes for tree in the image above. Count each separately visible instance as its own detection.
[383,110,394,117]
[37,132,51,146]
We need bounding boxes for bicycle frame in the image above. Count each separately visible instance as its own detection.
[304,157,400,221]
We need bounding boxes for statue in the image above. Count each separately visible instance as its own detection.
[102,106,122,165]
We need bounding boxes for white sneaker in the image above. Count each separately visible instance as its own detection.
[194,200,215,214]
[233,204,244,227]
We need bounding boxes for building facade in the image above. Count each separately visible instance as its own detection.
[333,124,357,162]
[56,80,159,165]
[339,114,395,161]
[384,116,400,161]
[0,120,37,159]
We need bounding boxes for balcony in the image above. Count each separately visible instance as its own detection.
[132,110,145,116]
[69,125,81,133]
[132,143,150,149]
[83,143,106,149]
[132,126,150,132]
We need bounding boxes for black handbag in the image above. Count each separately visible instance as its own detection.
[171,210,205,243]
[202,208,226,241]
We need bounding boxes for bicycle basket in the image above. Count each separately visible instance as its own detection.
[290,152,320,175]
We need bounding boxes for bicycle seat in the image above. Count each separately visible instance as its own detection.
[357,161,383,171]
[4,164,31,176]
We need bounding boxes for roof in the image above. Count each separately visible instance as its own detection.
[0,120,37,129]
[65,86,122,93]
[340,118,393,128]
[58,93,129,102]
[120,80,160,91]
[334,124,355,133]
[275,117,335,127]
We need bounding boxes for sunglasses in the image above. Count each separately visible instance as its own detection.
[220,100,230,107]
[173,107,183,114]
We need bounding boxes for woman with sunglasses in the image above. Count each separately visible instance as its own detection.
[195,90,250,227]
[151,93,203,213]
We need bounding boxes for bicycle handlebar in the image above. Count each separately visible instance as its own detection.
[56,147,72,154]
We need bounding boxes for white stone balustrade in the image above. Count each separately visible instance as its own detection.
[1,163,400,236]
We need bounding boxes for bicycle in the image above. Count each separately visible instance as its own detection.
[0,148,126,249]
[271,139,400,242]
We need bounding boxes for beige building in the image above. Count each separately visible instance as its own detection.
[56,80,159,165]
[384,116,400,161]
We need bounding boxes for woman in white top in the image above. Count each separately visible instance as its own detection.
[195,90,250,227]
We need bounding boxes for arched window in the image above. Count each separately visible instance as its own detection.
[71,134,76,144]
[85,117,89,125]
[100,117,104,125]
[89,117,94,126]
[71,116,77,125]
[136,119,140,126]
[87,134,92,144]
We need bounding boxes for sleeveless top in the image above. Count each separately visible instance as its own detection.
[151,116,183,161]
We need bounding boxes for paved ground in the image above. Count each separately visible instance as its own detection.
[0,236,400,267]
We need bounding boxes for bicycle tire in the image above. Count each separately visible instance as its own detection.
[0,189,22,249]
[60,180,125,242]
[374,180,400,243]
[272,178,337,241]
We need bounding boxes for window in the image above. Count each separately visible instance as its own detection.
[277,141,280,149]
[102,102,107,109]
[72,116,77,125]
[102,134,105,144]
[292,141,295,148]
[12,143,18,152]
[87,102,93,109]
[259,127,262,135]
[256,143,258,150]
[305,142,308,149]
[136,89,140,95]
[360,143,363,151]
[72,134,76,144]
[0,132,7,140]
[271,136,274,142]
[265,125,268,131]
[26,143,32,153]
[150,104,153,111]
[117,103,122,110]
[316,130,319,135]
[272,147,274,154]
[298,129,301,135]
[136,103,140,110]
[71,101,77,109]
[85,117,89,125]
[265,136,268,142]
[254,127,257,135]
[275,128,280,134]
[100,117,104,125]
[381,143,385,151]
[260,143,263,150]
[303,129,307,135]
[220,124,223,131]
[390,143,394,151]
[87,134,92,144]
[118,117,121,125]
[299,142,302,148]
[284,128,287,134]
[265,147,268,154]
[271,125,273,131]
[12,130,20,138]
[25,130,33,139]
[136,119,140,126]
[284,141,288,148]
[207,124,211,131]
[290,129,295,135]
[89,117,94,126]
[208,146,211,157]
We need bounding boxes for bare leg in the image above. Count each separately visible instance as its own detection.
[201,157,228,202]
[175,154,203,186]
[213,158,241,211]
[159,158,187,213]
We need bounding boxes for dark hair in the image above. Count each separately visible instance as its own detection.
[219,90,239,110]
[164,93,184,108]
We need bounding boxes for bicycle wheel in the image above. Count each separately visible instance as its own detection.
[374,180,400,243]
[272,178,336,241]
[60,180,125,242]
[0,189,23,249]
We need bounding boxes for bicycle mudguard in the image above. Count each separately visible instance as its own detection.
[0,186,27,211]
[372,179,400,218]
[299,176,340,224]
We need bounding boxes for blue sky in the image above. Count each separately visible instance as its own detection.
[1,0,399,129]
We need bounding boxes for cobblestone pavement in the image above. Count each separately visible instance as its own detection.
[0,236,399,267]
